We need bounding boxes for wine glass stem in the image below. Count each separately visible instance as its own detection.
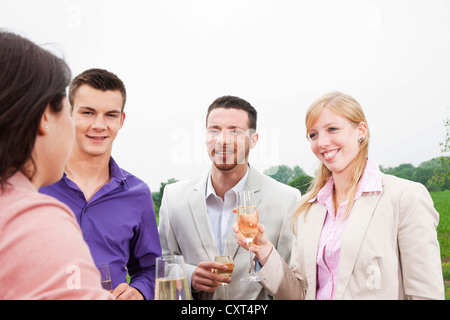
[223,284,228,300]
[249,241,255,276]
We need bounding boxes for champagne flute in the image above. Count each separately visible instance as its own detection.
[214,240,234,299]
[97,264,113,293]
[154,255,190,300]
[237,190,265,282]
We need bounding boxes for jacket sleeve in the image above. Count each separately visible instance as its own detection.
[397,182,444,300]
[275,188,301,264]
[258,223,307,300]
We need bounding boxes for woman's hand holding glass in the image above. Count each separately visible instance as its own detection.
[232,222,274,270]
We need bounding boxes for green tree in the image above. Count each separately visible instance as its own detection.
[380,157,448,191]
[413,166,434,187]
[288,174,313,194]
[264,164,307,184]
[381,163,415,181]
[152,178,179,217]
[264,164,311,193]
[428,118,450,191]
[264,165,294,184]
[292,165,306,178]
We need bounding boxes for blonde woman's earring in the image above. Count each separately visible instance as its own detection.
[358,137,364,143]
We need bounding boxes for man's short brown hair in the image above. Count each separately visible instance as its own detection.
[206,95,257,130]
[68,68,127,112]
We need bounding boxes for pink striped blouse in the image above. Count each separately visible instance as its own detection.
[313,158,383,300]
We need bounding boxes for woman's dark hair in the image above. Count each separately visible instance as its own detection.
[0,31,71,190]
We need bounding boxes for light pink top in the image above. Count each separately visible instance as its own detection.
[313,158,383,299]
[0,172,113,300]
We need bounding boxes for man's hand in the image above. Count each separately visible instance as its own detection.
[112,283,144,300]
[191,261,231,293]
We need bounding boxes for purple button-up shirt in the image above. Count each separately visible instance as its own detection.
[40,157,161,299]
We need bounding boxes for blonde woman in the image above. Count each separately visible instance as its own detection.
[234,91,444,300]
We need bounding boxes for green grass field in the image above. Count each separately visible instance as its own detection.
[431,191,450,300]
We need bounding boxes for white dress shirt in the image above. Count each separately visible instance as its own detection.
[205,167,249,255]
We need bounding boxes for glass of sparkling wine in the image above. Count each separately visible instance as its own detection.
[154,255,190,300]
[97,264,113,293]
[237,190,265,282]
[214,241,234,299]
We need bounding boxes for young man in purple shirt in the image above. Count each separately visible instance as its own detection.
[40,68,161,300]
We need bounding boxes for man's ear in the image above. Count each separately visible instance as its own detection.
[119,111,126,129]
[250,132,258,149]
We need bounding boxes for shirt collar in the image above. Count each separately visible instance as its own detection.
[354,158,383,197]
[311,176,335,205]
[206,165,250,199]
[109,157,128,188]
[310,158,383,204]
[62,156,128,189]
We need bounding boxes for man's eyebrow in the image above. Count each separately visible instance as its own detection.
[207,125,242,129]
[78,106,121,114]
[78,106,95,111]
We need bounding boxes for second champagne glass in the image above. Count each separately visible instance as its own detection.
[97,264,113,293]
[154,255,190,300]
[237,190,265,282]
[214,240,234,299]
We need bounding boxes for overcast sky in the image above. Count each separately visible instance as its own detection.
[2,0,449,191]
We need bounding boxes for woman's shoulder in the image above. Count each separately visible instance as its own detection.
[0,187,77,236]
[381,173,429,194]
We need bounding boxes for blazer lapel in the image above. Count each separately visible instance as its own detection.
[244,166,262,205]
[226,219,239,259]
[189,173,217,261]
[195,165,262,260]
[303,204,327,299]
[334,191,383,299]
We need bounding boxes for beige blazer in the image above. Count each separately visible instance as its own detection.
[259,174,445,300]
[158,165,301,300]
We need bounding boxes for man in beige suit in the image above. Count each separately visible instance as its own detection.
[158,95,300,300]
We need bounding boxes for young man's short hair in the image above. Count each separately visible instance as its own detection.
[68,68,127,112]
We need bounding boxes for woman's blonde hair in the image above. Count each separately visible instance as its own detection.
[293,92,370,229]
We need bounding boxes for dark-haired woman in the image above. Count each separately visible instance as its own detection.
[0,31,112,299]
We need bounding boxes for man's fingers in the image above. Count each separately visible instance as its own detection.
[192,261,232,292]
[112,283,128,299]
[198,260,228,271]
